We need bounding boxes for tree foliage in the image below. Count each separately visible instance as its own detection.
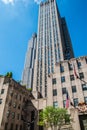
[39,106,71,130]
[5,72,13,78]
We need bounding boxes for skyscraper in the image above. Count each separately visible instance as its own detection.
[33,0,74,97]
[22,0,74,96]
[22,33,37,88]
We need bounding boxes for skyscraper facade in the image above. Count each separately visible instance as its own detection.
[22,33,37,88]
[33,0,74,97]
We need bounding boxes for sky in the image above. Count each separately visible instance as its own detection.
[0,0,87,81]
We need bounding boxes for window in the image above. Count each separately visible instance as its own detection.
[4,123,8,130]
[62,88,66,94]
[53,101,58,108]
[12,112,15,119]
[82,84,87,91]
[1,89,4,94]
[63,100,66,107]
[70,75,75,81]
[0,99,2,104]
[85,58,87,64]
[72,86,77,93]
[19,95,21,101]
[18,104,21,109]
[60,65,64,73]
[7,110,10,118]
[52,78,56,84]
[10,123,13,130]
[73,98,78,107]
[84,97,87,104]
[23,97,25,102]
[61,76,65,83]
[77,61,81,69]
[16,124,18,130]
[53,89,57,96]
[9,101,12,106]
[79,72,84,79]
[13,102,16,108]
[17,114,20,120]
[20,125,22,130]
[69,63,73,70]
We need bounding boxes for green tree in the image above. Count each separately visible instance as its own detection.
[5,72,13,78]
[39,106,71,130]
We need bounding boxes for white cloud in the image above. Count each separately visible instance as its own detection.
[1,0,43,5]
[1,0,14,4]
[34,0,43,4]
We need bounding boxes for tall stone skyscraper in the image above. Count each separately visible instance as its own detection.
[33,0,74,97]
[22,34,37,88]
[22,0,74,95]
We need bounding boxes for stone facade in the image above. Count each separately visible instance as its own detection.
[32,56,87,130]
[46,56,87,130]
[0,76,37,130]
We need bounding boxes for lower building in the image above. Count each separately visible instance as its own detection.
[0,76,37,130]
[32,56,87,130]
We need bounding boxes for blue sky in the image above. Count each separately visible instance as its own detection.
[0,0,87,80]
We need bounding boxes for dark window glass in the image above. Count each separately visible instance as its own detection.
[63,100,66,107]
[23,97,25,102]
[82,84,87,91]
[72,86,77,93]
[16,124,18,130]
[9,101,12,106]
[19,95,21,101]
[79,72,84,79]
[69,63,73,70]
[84,97,87,104]
[1,89,4,94]
[53,89,57,96]
[18,104,21,109]
[4,123,8,130]
[0,98,2,104]
[10,123,13,130]
[85,58,87,64]
[62,88,66,94]
[52,78,56,84]
[60,65,64,73]
[73,98,78,107]
[20,125,22,130]
[53,101,58,108]
[6,110,10,118]
[12,112,15,119]
[70,75,75,81]
[77,61,81,69]
[61,76,65,83]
